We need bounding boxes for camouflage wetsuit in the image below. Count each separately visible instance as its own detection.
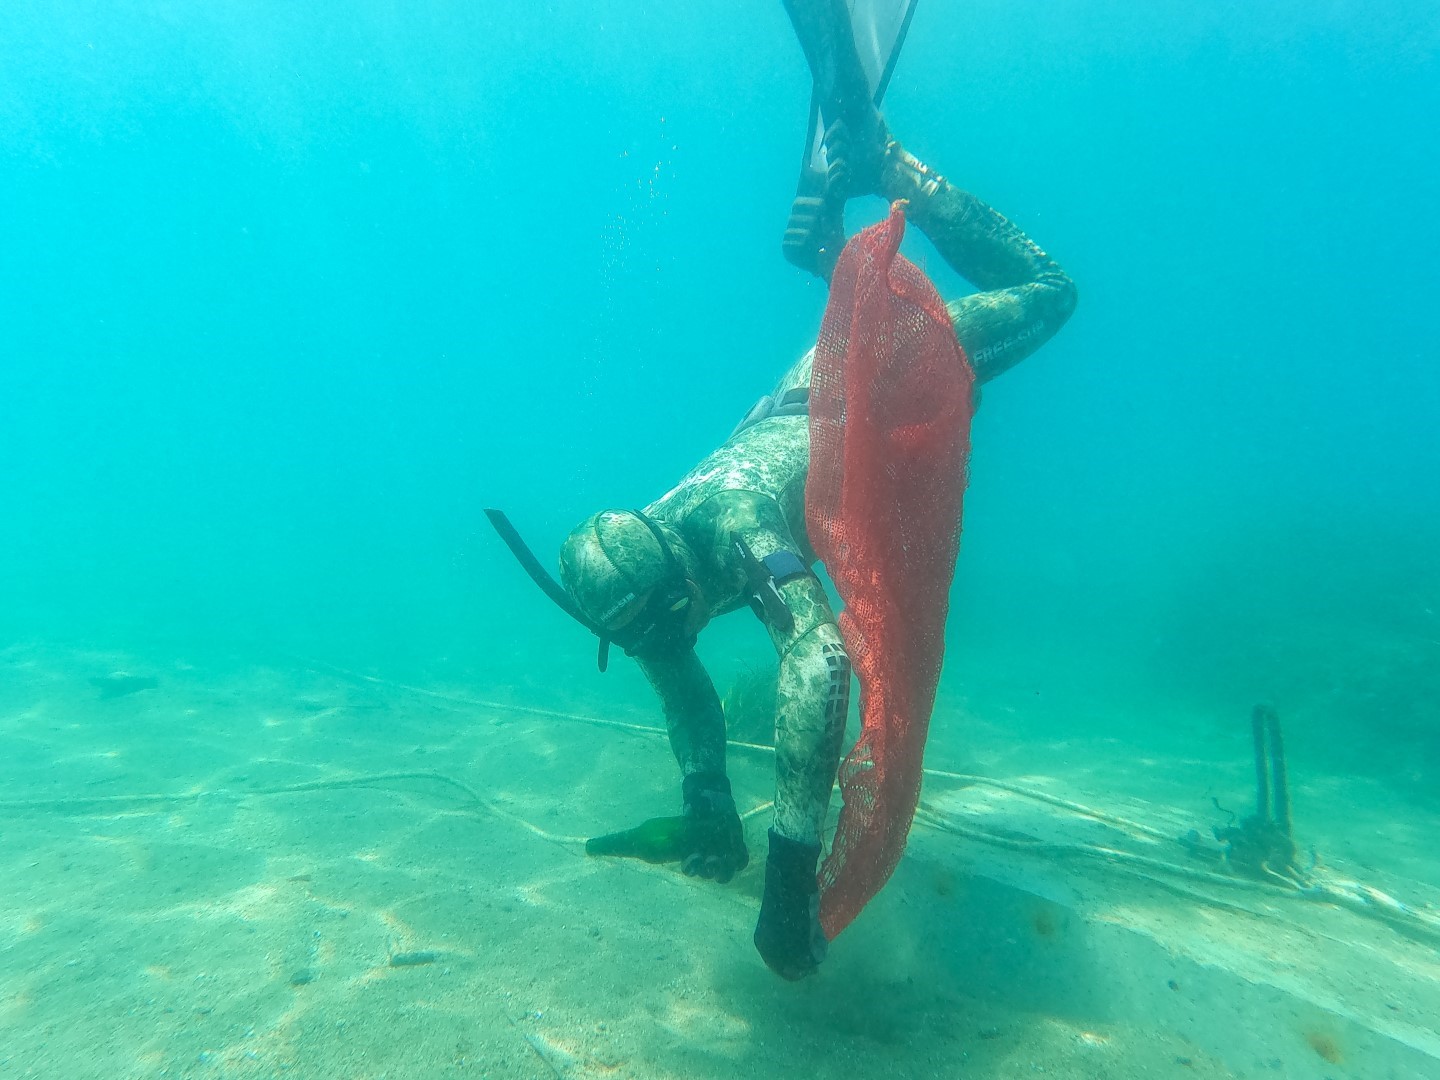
[635,142,1077,847]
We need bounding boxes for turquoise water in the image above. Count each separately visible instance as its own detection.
[3,3,1438,1077]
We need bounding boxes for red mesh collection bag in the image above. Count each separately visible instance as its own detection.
[806,201,976,939]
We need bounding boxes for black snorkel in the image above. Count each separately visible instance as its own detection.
[484,508,614,672]
[484,507,696,672]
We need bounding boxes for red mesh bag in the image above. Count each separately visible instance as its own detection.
[806,201,976,939]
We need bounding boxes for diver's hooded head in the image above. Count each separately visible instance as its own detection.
[558,510,707,657]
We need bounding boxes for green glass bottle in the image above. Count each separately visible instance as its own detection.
[585,816,694,864]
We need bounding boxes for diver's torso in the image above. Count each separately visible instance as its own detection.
[645,349,818,617]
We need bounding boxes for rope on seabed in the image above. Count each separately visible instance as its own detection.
[919,805,1440,948]
[298,657,1174,844]
[0,766,777,843]
[312,661,1440,946]
[0,772,588,848]
[11,759,1434,947]
[17,659,1435,946]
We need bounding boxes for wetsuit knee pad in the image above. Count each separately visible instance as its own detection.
[819,638,852,736]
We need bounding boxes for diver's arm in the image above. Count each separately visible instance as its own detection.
[881,144,1078,383]
[634,648,728,781]
[767,576,850,845]
[634,647,748,883]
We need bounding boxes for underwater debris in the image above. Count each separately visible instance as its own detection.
[1304,1028,1344,1064]
[389,950,439,967]
[1208,705,1312,888]
[89,672,159,699]
[585,816,694,864]
[1031,901,1064,940]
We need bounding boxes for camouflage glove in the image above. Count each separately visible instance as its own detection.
[680,771,749,884]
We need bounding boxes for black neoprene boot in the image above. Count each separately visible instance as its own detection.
[753,829,828,980]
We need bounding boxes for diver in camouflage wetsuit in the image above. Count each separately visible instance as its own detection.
[557,131,1077,980]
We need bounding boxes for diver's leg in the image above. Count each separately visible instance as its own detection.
[755,617,850,980]
[772,623,850,845]
[881,143,1078,382]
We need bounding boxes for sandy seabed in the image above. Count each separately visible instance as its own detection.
[2,641,1434,1079]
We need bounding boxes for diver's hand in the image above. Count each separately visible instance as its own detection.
[680,772,749,884]
[754,829,827,980]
